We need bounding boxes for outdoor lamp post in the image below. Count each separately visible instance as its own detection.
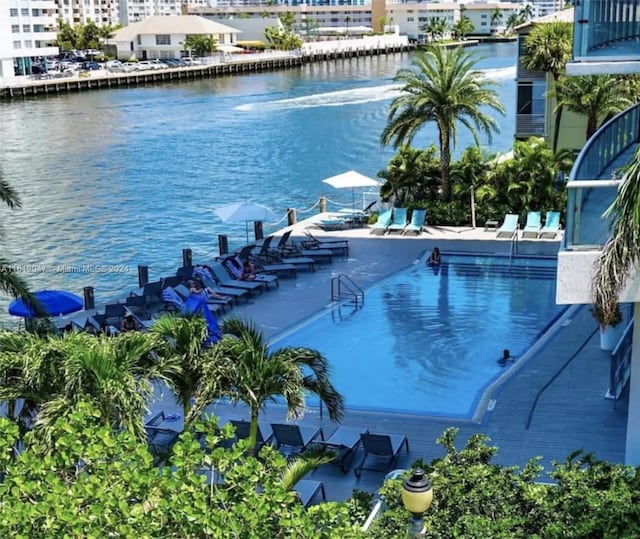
[401,468,433,538]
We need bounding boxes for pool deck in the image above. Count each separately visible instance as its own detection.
[148,218,628,502]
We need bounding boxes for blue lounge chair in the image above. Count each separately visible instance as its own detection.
[370,209,392,235]
[496,214,519,239]
[386,207,408,234]
[521,211,542,239]
[539,211,561,239]
[402,209,427,236]
[271,423,324,457]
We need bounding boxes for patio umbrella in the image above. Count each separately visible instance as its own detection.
[214,201,277,243]
[322,170,379,210]
[8,290,84,318]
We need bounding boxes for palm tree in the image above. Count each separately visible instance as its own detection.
[519,4,534,23]
[150,313,211,421]
[505,13,521,35]
[553,75,634,140]
[452,16,474,41]
[190,317,344,455]
[592,146,640,327]
[0,173,35,307]
[381,46,505,201]
[0,331,173,442]
[522,21,573,152]
[490,8,503,34]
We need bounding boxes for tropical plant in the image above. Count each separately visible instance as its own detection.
[0,403,364,537]
[0,172,35,310]
[345,15,351,36]
[421,17,448,42]
[519,4,534,23]
[301,17,318,36]
[279,12,296,32]
[189,317,344,455]
[451,146,495,228]
[490,7,503,34]
[505,12,522,34]
[378,145,441,204]
[522,21,573,152]
[554,75,634,139]
[592,146,640,327]
[150,314,211,421]
[381,45,504,201]
[451,16,474,41]
[0,330,173,441]
[183,34,218,57]
[264,26,303,50]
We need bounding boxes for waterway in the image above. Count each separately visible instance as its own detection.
[0,43,517,313]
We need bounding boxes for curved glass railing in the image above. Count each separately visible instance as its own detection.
[573,0,640,60]
[565,103,639,250]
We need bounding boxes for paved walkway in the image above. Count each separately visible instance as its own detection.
[147,220,627,501]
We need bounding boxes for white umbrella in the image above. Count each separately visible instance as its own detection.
[322,170,379,210]
[214,201,277,243]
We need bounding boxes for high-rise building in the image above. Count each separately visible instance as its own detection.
[557,0,640,465]
[0,1,59,85]
[56,0,120,27]
[119,1,215,26]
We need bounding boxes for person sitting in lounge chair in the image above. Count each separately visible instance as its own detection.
[240,260,257,281]
[188,279,227,301]
[121,313,140,333]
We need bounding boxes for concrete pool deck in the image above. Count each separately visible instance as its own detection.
[149,219,628,502]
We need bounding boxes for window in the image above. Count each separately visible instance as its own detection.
[21,8,29,16]
[137,35,141,45]
[517,81,545,115]
[24,40,32,48]
[10,8,18,16]
[23,25,31,33]
[13,41,21,49]
[11,25,20,33]
[156,34,171,45]
[481,14,487,19]
[407,17,414,22]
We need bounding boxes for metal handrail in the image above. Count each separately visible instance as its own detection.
[330,274,364,308]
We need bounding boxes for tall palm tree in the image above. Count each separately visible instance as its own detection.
[522,21,573,152]
[592,146,640,327]
[381,45,504,201]
[0,173,36,307]
[190,317,344,455]
[490,8,503,34]
[554,75,634,140]
[0,330,173,442]
[150,313,210,421]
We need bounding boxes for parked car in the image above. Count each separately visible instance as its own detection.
[122,62,140,73]
[183,57,203,66]
[82,61,101,71]
[137,60,166,71]
[105,60,123,69]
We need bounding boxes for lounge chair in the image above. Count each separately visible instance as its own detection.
[402,209,427,236]
[270,423,324,457]
[354,431,409,478]
[210,263,266,293]
[173,283,233,311]
[145,411,180,458]
[229,419,274,451]
[539,211,561,239]
[496,214,519,239]
[313,426,362,473]
[295,479,326,507]
[223,254,279,289]
[301,231,349,256]
[521,211,542,239]
[317,218,349,231]
[386,208,408,234]
[201,277,250,303]
[370,209,392,235]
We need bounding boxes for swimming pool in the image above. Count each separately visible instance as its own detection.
[272,253,565,418]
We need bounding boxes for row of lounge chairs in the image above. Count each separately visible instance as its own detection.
[370,208,427,236]
[315,201,377,231]
[496,211,561,240]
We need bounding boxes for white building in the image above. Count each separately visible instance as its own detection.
[118,0,215,26]
[111,15,239,60]
[56,0,120,27]
[0,1,59,86]
[528,0,565,18]
[464,2,523,36]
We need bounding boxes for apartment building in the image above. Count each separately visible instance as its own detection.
[556,0,640,465]
[119,0,215,25]
[56,0,120,26]
[0,1,59,86]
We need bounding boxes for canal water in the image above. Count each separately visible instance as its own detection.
[0,43,517,313]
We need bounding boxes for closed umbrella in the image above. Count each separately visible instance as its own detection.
[322,170,379,210]
[8,290,84,318]
[214,201,277,243]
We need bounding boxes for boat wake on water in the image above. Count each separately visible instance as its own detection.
[234,65,515,112]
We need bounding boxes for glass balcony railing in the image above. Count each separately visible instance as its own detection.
[573,0,640,61]
[565,103,639,250]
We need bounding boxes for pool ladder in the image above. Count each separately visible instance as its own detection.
[330,274,364,309]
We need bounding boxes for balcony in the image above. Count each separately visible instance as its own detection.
[567,0,640,75]
[557,103,639,304]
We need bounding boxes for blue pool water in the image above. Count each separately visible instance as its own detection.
[273,253,564,418]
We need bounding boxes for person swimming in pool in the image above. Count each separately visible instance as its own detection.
[428,247,441,266]
[497,349,516,367]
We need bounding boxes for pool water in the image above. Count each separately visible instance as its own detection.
[272,253,564,418]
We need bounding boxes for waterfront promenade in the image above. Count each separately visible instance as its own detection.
[0,35,412,99]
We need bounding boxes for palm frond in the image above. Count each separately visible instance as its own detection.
[280,447,336,491]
